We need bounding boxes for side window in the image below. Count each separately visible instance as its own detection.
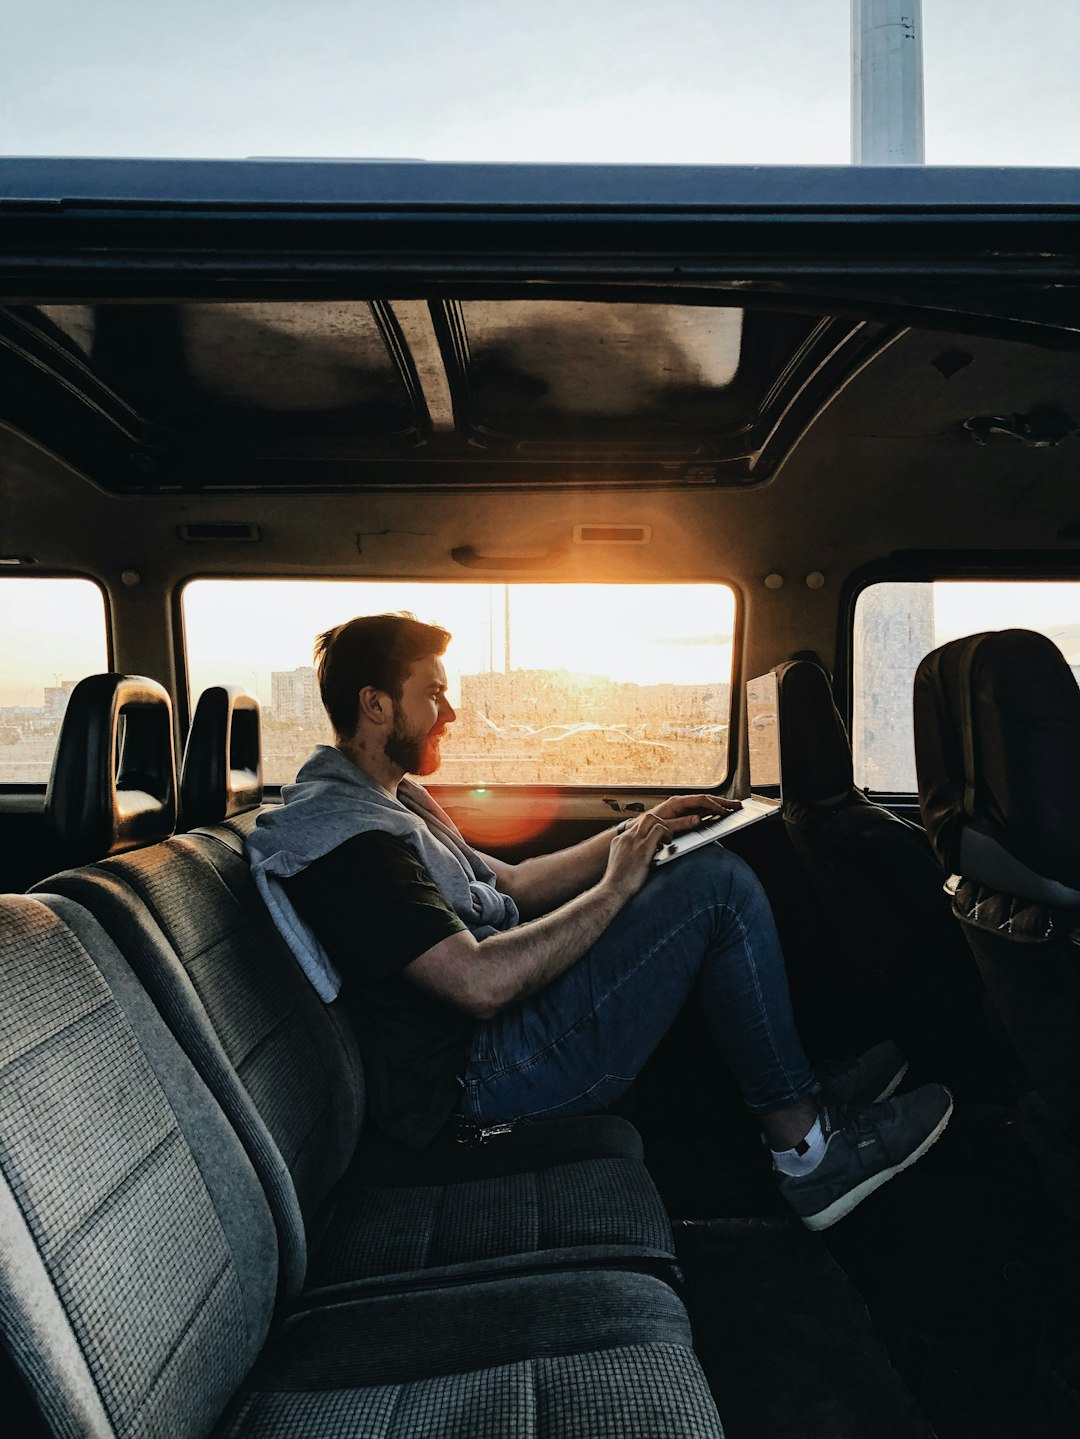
[0,577,109,784]
[853,579,1080,791]
[182,580,735,787]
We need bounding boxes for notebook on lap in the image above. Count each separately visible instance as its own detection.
[653,671,782,866]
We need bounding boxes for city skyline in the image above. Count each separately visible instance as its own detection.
[11,577,1080,788]
[258,661,732,787]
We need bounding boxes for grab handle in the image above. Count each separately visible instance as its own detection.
[451,545,567,572]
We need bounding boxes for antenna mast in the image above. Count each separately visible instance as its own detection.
[852,0,925,164]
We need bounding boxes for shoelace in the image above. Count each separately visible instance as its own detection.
[824,1102,888,1163]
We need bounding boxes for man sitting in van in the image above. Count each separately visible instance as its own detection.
[247,613,952,1231]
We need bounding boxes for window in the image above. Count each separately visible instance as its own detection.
[853,579,1080,791]
[182,581,734,788]
[0,577,109,783]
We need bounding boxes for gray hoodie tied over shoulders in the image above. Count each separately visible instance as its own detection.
[245,744,519,1001]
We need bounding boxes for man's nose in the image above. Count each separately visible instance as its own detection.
[440,696,456,724]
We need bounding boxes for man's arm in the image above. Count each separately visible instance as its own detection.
[405,813,669,1019]
[481,792,741,918]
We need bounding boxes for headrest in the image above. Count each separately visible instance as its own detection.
[45,673,176,866]
[773,659,854,808]
[179,685,263,830]
[914,629,1080,898]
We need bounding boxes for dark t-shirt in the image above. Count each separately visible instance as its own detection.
[282,831,475,1149]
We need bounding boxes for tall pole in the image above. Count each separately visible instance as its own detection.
[852,0,925,164]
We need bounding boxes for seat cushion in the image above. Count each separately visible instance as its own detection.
[219,1271,724,1439]
[308,1156,675,1290]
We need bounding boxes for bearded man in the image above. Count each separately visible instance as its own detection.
[247,612,951,1231]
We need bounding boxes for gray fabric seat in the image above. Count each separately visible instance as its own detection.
[43,834,676,1299]
[0,892,278,1439]
[37,677,677,1301]
[0,892,724,1438]
[221,1272,719,1439]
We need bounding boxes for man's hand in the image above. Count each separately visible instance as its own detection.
[645,793,742,832]
[603,811,675,900]
[603,795,741,900]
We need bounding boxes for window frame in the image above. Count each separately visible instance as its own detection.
[840,551,1080,799]
[176,572,742,797]
[0,568,113,795]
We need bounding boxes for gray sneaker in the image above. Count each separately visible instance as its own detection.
[777,1083,954,1232]
[817,1040,909,1107]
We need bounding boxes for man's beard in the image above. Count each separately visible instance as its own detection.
[386,708,442,776]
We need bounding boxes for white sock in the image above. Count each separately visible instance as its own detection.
[771,1116,826,1177]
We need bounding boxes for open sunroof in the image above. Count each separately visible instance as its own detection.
[0,296,882,493]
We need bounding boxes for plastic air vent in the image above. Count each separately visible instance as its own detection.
[177,523,261,542]
[572,525,652,544]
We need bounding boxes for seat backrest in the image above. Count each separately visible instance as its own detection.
[914,628,1080,901]
[0,892,278,1439]
[179,685,263,831]
[773,659,985,1074]
[45,673,176,867]
[33,675,364,1300]
[914,630,1080,1204]
[773,658,856,811]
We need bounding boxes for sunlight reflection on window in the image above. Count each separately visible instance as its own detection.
[182,580,735,787]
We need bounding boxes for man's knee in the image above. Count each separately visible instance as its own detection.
[652,843,761,902]
[656,849,776,946]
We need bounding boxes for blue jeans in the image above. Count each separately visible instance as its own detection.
[458,844,819,1125]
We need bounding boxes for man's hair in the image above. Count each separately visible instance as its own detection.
[314,612,450,738]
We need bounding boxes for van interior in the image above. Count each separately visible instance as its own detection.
[3,158,1080,1439]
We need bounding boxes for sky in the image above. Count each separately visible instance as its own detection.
[934,583,1080,661]
[180,580,736,707]
[4,2,1079,166]
[13,575,1080,713]
[0,578,737,709]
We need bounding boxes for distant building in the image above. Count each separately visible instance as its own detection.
[43,680,78,720]
[458,668,729,733]
[270,666,321,724]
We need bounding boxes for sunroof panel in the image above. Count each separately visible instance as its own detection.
[0,295,840,491]
[456,300,744,450]
[181,302,412,422]
[29,300,422,435]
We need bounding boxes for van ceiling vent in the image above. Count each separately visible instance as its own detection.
[573,524,652,545]
[177,523,261,542]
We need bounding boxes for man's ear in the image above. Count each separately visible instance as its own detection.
[357,685,392,726]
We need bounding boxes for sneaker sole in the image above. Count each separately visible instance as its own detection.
[799,1090,954,1232]
[874,1059,909,1103]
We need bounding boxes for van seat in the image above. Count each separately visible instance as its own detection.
[179,685,263,832]
[38,675,678,1302]
[45,835,677,1298]
[0,893,723,1438]
[773,658,995,1090]
[914,628,1080,1215]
